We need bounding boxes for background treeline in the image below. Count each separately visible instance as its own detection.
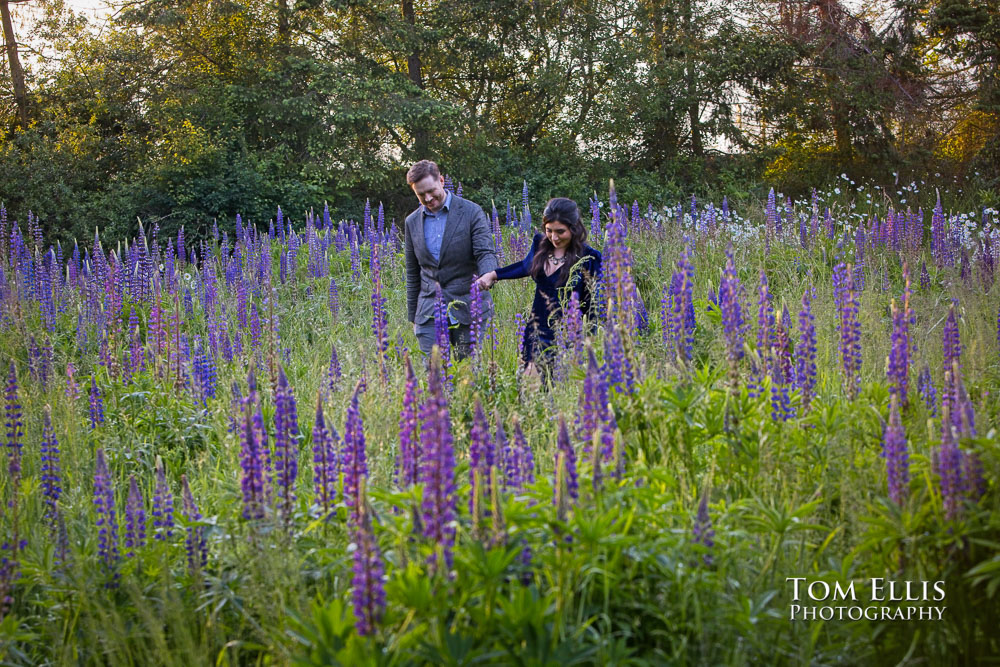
[1,0,997,243]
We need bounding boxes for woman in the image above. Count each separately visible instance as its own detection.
[476,197,602,376]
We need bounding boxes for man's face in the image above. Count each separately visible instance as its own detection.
[411,174,446,213]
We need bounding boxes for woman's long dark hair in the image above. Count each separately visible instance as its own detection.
[529,198,588,284]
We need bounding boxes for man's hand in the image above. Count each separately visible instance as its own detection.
[475,271,498,291]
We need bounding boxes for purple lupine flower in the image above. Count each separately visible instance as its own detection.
[237,279,249,329]
[351,504,386,636]
[678,245,696,342]
[0,531,24,621]
[603,314,637,394]
[65,362,80,400]
[919,260,930,291]
[176,227,186,266]
[692,493,714,566]
[328,277,340,321]
[765,188,778,250]
[273,366,300,525]
[193,341,218,405]
[129,308,145,378]
[468,399,494,513]
[719,255,745,388]
[181,475,207,574]
[589,198,601,241]
[240,395,267,521]
[513,312,526,359]
[86,375,105,429]
[93,449,119,575]
[601,214,647,336]
[491,204,505,264]
[124,476,146,557]
[663,272,683,361]
[502,415,522,491]
[312,396,338,514]
[221,326,234,364]
[794,289,817,412]
[342,383,368,526]
[918,365,938,416]
[469,278,485,362]
[510,416,535,489]
[232,329,243,359]
[433,285,451,372]
[931,195,946,267]
[152,456,174,540]
[349,226,361,280]
[36,337,54,390]
[560,291,584,365]
[770,310,795,422]
[882,395,909,505]
[40,406,61,525]
[397,354,421,489]
[495,415,513,490]
[961,447,986,504]
[4,363,23,480]
[936,406,964,519]
[951,362,976,438]
[370,246,390,384]
[327,345,342,394]
[834,263,862,400]
[418,349,457,573]
[943,301,961,377]
[751,269,776,395]
[577,350,606,455]
[249,303,262,352]
[887,298,911,409]
[555,416,578,502]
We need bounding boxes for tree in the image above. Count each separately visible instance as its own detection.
[1,0,30,128]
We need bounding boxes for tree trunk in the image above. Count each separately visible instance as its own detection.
[815,0,853,158]
[1,0,29,128]
[647,0,679,161]
[682,0,703,157]
[401,0,428,157]
[276,0,289,47]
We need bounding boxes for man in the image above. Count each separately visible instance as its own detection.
[404,160,498,359]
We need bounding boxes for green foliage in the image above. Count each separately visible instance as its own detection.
[3,0,998,245]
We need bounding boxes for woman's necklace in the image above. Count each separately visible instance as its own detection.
[548,253,566,266]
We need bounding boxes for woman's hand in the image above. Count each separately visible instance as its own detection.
[475,271,498,291]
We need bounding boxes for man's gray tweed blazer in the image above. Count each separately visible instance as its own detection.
[404,196,499,326]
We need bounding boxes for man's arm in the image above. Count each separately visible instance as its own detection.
[469,204,499,276]
[404,215,420,323]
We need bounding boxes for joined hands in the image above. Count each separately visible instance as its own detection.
[475,271,498,290]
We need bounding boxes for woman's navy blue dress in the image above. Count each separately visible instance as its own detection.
[494,233,602,364]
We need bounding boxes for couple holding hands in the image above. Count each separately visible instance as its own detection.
[403,160,603,377]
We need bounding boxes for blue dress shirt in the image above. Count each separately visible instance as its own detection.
[422,191,452,263]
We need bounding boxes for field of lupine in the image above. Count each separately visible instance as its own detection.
[1,179,998,665]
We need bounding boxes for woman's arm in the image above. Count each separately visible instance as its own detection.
[478,234,541,289]
[495,233,541,280]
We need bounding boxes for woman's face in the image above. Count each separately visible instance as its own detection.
[544,221,572,250]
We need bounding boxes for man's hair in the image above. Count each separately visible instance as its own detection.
[406,160,441,185]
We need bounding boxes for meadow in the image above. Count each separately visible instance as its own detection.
[0,179,998,665]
